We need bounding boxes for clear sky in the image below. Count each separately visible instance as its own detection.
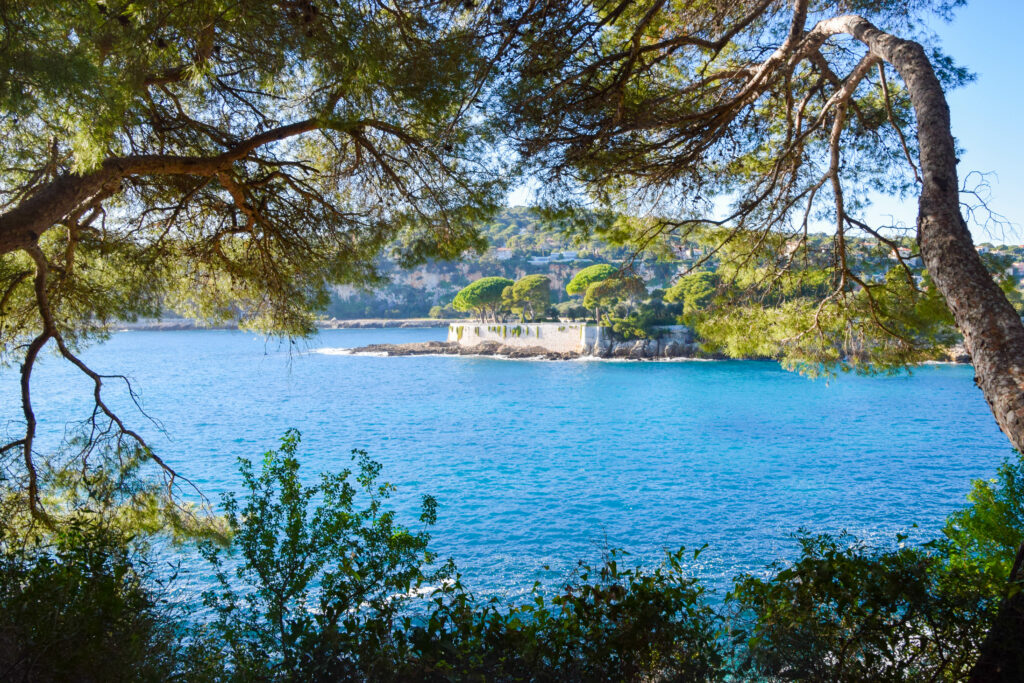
[909,0,1024,244]
[509,1,1024,244]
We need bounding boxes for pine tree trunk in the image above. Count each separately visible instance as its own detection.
[828,14,1024,679]
[829,13,1024,453]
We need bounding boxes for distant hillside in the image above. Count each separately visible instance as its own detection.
[325,207,692,319]
[324,207,1024,320]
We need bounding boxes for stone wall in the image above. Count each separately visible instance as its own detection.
[448,322,589,353]
[447,322,699,358]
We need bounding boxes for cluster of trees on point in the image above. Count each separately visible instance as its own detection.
[447,264,726,341]
[450,274,554,323]
[448,266,648,326]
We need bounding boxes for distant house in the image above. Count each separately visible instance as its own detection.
[528,250,581,265]
[492,247,514,261]
[673,245,703,260]
[889,247,922,267]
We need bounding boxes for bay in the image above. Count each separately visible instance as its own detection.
[0,327,1011,595]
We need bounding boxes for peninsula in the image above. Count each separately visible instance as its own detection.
[348,322,707,360]
[346,321,973,363]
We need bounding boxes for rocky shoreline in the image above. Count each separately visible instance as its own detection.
[346,337,719,361]
[345,339,973,363]
[345,340,579,360]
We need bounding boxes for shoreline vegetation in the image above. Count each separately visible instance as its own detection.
[3,429,1017,681]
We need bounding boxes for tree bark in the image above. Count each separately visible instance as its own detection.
[0,119,321,256]
[821,15,1024,679]
[819,15,1024,454]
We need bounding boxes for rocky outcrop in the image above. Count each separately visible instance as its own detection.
[346,334,714,360]
[346,340,580,360]
[345,336,973,363]
[582,328,716,360]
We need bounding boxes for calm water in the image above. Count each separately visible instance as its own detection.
[0,328,1012,594]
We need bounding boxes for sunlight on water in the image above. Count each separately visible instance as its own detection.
[0,327,1010,596]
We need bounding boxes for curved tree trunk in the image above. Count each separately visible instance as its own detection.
[826,13,1024,454]
[825,15,1024,679]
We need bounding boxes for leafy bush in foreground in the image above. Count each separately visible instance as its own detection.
[730,532,994,681]
[2,433,1023,681]
[401,547,724,681]
[196,431,723,681]
[198,430,449,680]
[0,520,183,682]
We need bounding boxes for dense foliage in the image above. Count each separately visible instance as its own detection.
[665,272,719,319]
[565,263,618,296]
[452,276,514,322]
[0,0,503,340]
[0,521,185,682]
[502,274,551,322]
[582,275,645,325]
[198,430,450,679]
[0,0,509,513]
[2,432,1022,681]
[500,0,982,377]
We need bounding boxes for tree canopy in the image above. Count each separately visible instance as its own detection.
[664,272,718,317]
[503,274,551,321]
[0,0,509,510]
[583,275,645,324]
[566,263,618,296]
[452,276,513,321]
[500,0,1024,455]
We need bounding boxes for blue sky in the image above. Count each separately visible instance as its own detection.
[910,0,1023,243]
[510,1,1024,244]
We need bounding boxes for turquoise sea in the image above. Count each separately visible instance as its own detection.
[0,327,1012,594]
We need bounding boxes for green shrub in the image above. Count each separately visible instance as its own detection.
[189,433,728,681]
[729,531,995,682]
[0,519,186,682]
[405,548,725,681]
[608,310,659,340]
[6,435,1024,682]
[198,430,448,680]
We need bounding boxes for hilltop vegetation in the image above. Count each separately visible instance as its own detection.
[325,209,1024,337]
[324,208,685,319]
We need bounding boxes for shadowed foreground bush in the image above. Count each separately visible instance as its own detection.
[0,521,184,682]
[1,432,1021,681]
